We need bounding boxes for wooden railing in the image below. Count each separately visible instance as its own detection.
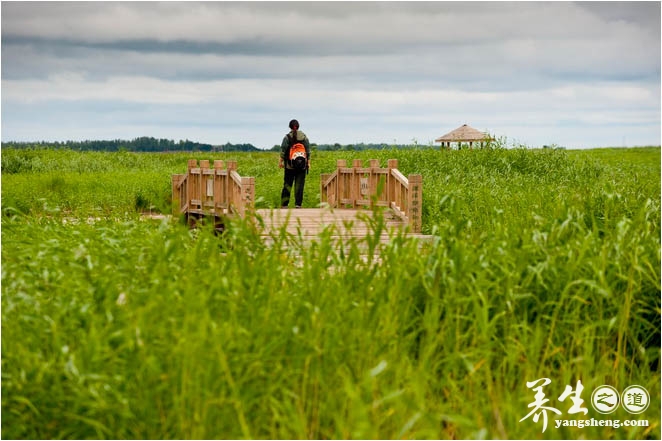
[320,159,423,233]
[172,159,255,218]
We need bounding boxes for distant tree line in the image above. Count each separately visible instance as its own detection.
[1,137,261,152]
[270,142,434,152]
[2,137,435,153]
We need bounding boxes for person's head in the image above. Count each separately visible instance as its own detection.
[289,119,300,131]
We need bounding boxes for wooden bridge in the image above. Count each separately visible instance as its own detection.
[172,158,423,239]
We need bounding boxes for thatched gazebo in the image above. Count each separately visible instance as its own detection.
[435,124,493,150]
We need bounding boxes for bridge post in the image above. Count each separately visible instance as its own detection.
[237,176,255,217]
[407,174,423,233]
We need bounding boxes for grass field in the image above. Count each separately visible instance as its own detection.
[1,146,660,439]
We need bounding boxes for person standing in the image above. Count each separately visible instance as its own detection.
[279,119,310,208]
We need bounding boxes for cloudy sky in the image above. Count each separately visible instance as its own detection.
[1,1,660,149]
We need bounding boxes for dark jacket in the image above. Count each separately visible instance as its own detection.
[280,130,310,170]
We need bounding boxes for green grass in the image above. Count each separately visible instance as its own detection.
[1,146,660,439]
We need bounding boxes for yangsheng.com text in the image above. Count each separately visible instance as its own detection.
[555,419,649,429]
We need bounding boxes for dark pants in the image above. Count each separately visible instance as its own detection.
[281,168,306,207]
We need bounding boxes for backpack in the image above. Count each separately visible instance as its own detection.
[288,134,308,171]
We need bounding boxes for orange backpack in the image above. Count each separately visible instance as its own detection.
[288,135,308,170]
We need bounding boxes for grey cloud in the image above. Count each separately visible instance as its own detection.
[2,35,287,56]
[4,2,654,45]
[4,34,657,93]
[1,34,400,57]
[3,2,659,69]
[576,1,660,29]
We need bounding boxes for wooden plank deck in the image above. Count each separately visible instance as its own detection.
[254,207,409,239]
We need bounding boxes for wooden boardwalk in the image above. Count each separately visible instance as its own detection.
[255,207,407,239]
[172,158,425,241]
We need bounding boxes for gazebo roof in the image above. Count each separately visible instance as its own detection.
[435,124,491,142]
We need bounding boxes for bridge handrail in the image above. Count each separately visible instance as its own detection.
[172,159,255,217]
[389,168,409,187]
[320,159,422,233]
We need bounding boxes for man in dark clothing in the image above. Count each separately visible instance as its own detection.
[279,119,311,208]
